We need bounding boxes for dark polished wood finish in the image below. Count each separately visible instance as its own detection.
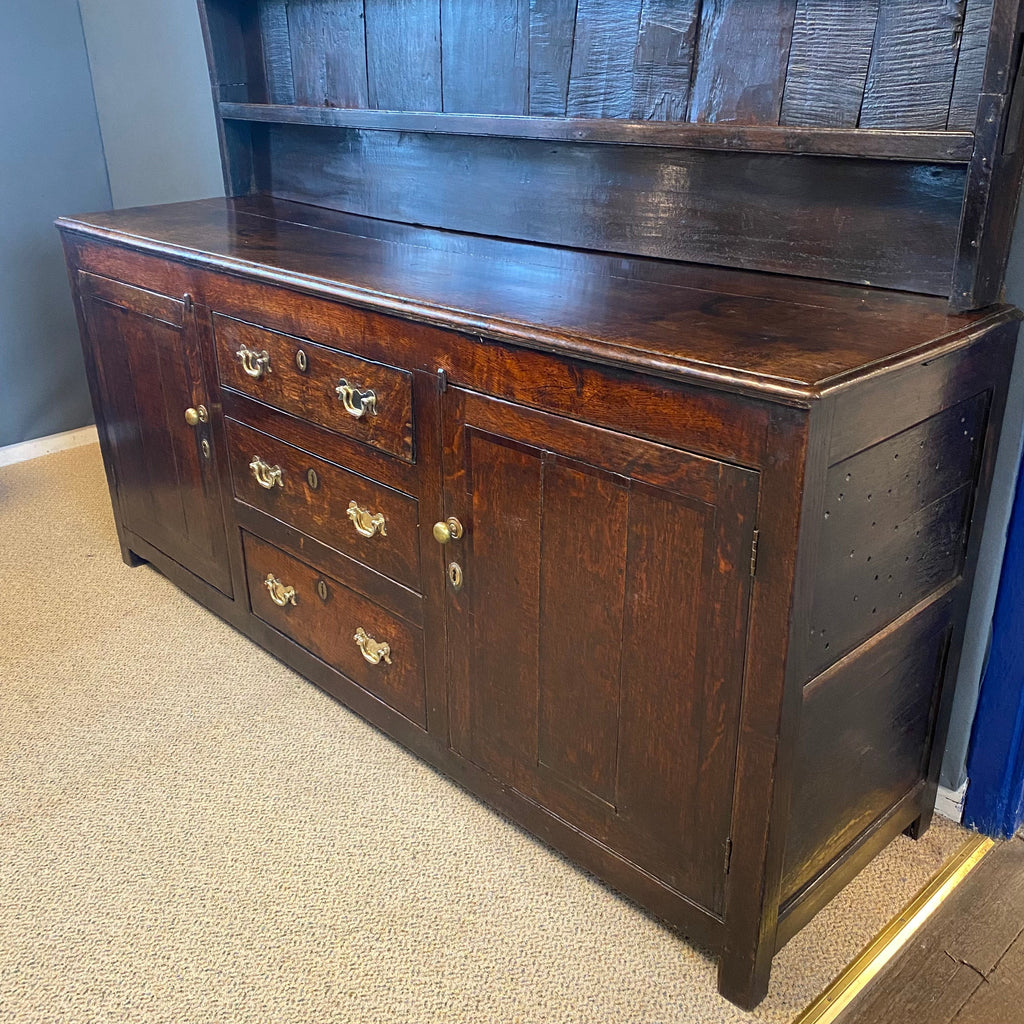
[198,0,1024,306]
[58,201,1019,1007]
[56,0,1024,1009]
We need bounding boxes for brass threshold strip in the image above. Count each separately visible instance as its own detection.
[792,833,995,1024]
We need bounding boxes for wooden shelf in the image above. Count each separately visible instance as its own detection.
[219,103,974,163]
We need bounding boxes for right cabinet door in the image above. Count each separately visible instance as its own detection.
[441,389,759,915]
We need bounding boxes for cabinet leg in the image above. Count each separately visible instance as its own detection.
[717,944,772,1010]
[119,538,145,568]
[904,805,935,841]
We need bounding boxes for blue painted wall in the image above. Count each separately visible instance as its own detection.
[77,0,223,209]
[0,2,112,447]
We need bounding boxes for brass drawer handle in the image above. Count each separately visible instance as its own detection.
[249,456,283,490]
[354,627,392,665]
[347,500,387,539]
[236,344,271,379]
[335,379,377,419]
[264,574,297,607]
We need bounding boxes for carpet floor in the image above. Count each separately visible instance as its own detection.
[0,443,965,1024]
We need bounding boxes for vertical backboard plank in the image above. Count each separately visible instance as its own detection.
[528,0,578,116]
[780,0,879,128]
[567,0,644,118]
[366,0,442,111]
[860,0,963,129]
[689,0,799,124]
[630,0,701,121]
[441,0,530,114]
[948,0,995,129]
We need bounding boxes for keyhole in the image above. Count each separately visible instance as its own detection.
[316,578,329,602]
[295,349,309,373]
[306,468,320,490]
[447,562,464,591]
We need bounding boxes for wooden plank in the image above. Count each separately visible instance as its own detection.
[441,0,529,114]
[629,0,700,121]
[948,0,995,129]
[287,0,368,109]
[860,0,963,130]
[261,124,966,293]
[953,917,1024,1022]
[365,0,442,111]
[566,0,644,118]
[221,102,976,160]
[528,0,577,116]
[837,837,1024,1024]
[689,0,798,124]
[780,0,879,128]
[257,0,295,104]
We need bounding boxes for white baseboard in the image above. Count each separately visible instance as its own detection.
[0,425,99,468]
[935,780,969,823]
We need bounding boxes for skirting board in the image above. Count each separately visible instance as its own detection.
[935,780,968,823]
[0,425,99,468]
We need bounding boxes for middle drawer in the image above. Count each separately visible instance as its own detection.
[226,418,421,591]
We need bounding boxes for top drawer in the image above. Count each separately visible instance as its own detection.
[213,314,414,462]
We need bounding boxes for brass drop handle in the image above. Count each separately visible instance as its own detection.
[433,517,464,545]
[335,379,377,419]
[347,501,387,539]
[236,344,271,379]
[184,405,208,427]
[354,627,392,666]
[249,456,283,490]
[264,574,297,607]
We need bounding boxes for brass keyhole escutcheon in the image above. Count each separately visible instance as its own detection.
[295,349,309,373]
[433,517,464,545]
[447,562,464,591]
[316,578,329,602]
[200,439,211,461]
[306,467,320,490]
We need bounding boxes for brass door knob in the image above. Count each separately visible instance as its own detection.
[184,405,208,427]
[432,517,464,544]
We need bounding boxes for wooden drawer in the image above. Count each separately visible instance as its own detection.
[213,313,414,462]
[243,532,426,727]
[226,418,421,591]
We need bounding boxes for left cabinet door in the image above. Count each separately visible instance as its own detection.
[78,273,233,596]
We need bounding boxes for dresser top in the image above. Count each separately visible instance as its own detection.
[58,196,1018,403]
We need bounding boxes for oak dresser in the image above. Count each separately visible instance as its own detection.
[58,0,1024,1007]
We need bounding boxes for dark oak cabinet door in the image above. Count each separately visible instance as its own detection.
[79,274,232,596]
[442,389,759,915]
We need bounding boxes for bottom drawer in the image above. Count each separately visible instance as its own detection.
[242,532,427,728]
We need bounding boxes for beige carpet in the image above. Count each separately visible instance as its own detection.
[0,443,966,1024]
